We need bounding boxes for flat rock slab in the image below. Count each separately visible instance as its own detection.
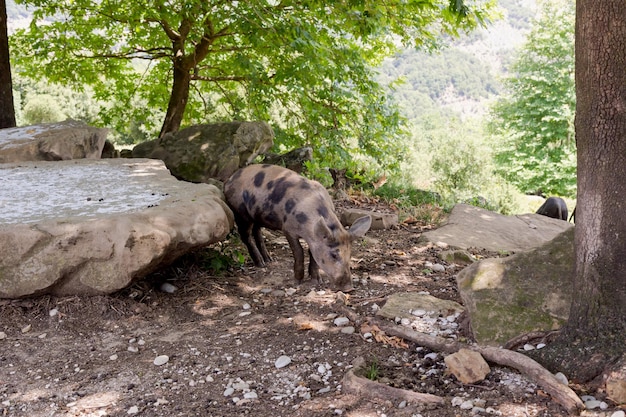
[421,204,573,252]
[0,159,234,298]
[376,292,464,320]
[0,120,108,163]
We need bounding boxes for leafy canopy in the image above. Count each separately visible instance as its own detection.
[488,0,576,197]
[11,0,494,178]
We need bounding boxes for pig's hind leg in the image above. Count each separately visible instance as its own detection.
[235,218,266,267]
[253,224,273,263]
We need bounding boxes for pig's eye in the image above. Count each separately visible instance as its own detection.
[330,251,340,262]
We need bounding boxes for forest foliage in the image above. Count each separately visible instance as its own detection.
[6,0,577,210]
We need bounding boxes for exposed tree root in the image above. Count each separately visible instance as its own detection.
[376,320,585,415]
[342,356,446,407]
[503,330,561,350]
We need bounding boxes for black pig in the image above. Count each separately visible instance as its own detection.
[536,197,568,221]
[224,164,372,292]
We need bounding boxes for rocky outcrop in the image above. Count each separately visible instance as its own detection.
[132,121,274,183]
[456,228,574,346]
[422,204,573,252]
[0,120,108,163]
[0,159,234,298]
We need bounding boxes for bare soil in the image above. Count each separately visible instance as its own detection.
[0,201,614,417]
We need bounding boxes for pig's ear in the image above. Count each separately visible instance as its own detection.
[349,216,372,239]
[315,217,333,241]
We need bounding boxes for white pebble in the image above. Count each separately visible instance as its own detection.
[275,355,291,369]
[109,354,118,361]
[21,324,31,333]
[398,400,407,408]
[340,326,355,334]
[432,263,445,272]
[223,387,235,397]
[333,317,350,326]
[554,372,568,385]
[243,391,258,399]
[523,344,535,351]
[611,411,626,417]
[242,303,251,310]
[159,282,178,293]
[285,288,297,296]
[451,397,464,407]
[585,400,602,410]
[49,308,59,317]
[536,343,546,349]
[460,400,474,410]
[127,405,139,415]
[0,332,6,340]
[424,352,438,360]
[153,355,169,366]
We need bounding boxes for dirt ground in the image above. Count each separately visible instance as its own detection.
[0,201,619,417]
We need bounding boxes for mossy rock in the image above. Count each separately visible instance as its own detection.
[457,228,574,346]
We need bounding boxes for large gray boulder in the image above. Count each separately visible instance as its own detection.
[0,120,108,162]
[422,203,573,252]
[132,121,274,183]
[0,159,234,298]
[456,228,574,346]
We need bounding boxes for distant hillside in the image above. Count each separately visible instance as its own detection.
[379,0,535,121]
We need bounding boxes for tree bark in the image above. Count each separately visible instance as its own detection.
[0,0,17,129]
[159,63,191,138]
[537,0,626,383]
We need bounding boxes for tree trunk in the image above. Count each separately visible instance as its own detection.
[0,0,17,129]
[536,0,626,384]
[159,63,191,138]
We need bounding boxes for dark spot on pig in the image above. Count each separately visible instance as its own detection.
[299,179,311,189]
[242,190,256,208]
[269,178,294,204]
[317,205,329,218]
[253,172,265,187]
[296,212,309,224]
[267,180,274,190]
[327,241,340,248]
[262,164,272,168]
[285,199,296,214]
[264,211,281,227]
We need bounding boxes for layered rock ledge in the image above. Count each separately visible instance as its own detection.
[0,159,234,298]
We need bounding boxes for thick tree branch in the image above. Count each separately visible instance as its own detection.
[377,321,585,415]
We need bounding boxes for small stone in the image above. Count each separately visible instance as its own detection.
[424,352,438,360]
[536,343,546,349]
[523,344,535,351]
[585,400,602,410]
[432,263,445,272]
[275,355,291,369]
[340,326,355,334]
[554,372,568,385]
[223,387,235,397]
[242,303,251,310]
[611,411,626,417]
[159,282,178,293]
[127,346,139,353]
[243,391,258,399]
[398,400,407,408]
[49,308,59,317]
[460,400,474,410]
[285,288,297,296]
[0,332,6,340]
[109,354,118,361]
[127,406,139,415]
[153,355,169,366]
[21,324,32,333]
[451,397,464,407]
[333,317,350,326]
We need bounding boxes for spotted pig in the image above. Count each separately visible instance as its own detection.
[223,164,372,292]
